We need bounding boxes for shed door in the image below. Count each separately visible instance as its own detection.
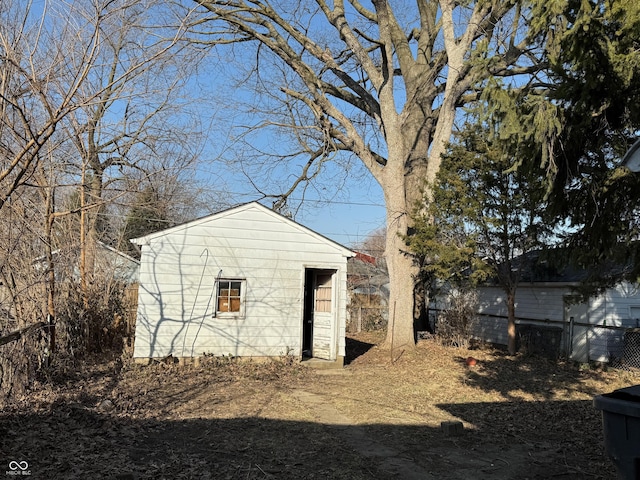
[312,271,334,359]
[303,269,336,360]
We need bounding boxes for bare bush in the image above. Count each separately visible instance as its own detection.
[348,293,387,332]
[0,333,47,405]
[55,280,131,359]
[436,289,478,348]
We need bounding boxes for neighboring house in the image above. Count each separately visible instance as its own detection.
[92,242,141,284]
[436,252,640,364]
[33,241,140,284]
[348,252,389,303]
[347,253,389,332]
[131,202,355,365]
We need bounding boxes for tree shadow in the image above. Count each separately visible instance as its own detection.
[345,336,376,365]
[436,399,613,479]
[0,399,616,479]
[0,345,622,480]
[457,352,606,401]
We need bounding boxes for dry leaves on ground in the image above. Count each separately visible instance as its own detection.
[1,332,636,479]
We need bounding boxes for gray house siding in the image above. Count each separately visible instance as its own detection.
[471,282,640,363]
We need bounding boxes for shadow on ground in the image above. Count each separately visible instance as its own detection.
[0,399,615,480]
[345,336,376,365]
[456,352,604,400]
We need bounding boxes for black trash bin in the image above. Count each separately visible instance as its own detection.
[594,385,640,479]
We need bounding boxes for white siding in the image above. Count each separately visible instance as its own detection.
[589,283,640,327]
[477,285,567,322]
[472,281,640,363]
[472,285,568,345]
[133,203,351,360]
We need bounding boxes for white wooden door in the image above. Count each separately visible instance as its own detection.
[312,271,334,360]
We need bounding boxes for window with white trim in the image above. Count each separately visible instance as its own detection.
[216,279,245,315]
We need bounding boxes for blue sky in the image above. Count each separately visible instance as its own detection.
[296,194,386,248]
[194,158,387,248]
[189,59,388,248]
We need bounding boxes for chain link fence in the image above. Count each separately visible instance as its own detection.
[604,328,640,370]
[456,309,640,369]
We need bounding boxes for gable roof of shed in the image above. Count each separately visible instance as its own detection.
[130,201,356,257]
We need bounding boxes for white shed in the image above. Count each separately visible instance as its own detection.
[131,202,355,365]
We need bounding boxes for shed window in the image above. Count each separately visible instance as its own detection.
[217,279,244,314]
[315,274,333,313]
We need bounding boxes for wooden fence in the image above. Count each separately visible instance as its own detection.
[0,321,47,347]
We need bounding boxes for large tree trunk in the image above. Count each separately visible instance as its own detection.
[379,100,458,349]
[384,203,418,350]
[80,156,104,301]
[380,152,422,350]
[85,172,103,280]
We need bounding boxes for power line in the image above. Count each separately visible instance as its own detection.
[215,191,386,208]
[93,209,385,241]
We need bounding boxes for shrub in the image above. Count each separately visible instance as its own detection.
[55,280,131,358]
[436,289,478,348]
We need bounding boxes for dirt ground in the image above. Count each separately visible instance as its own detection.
[1,331,637,479]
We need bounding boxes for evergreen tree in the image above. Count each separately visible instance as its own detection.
[548,0,640,288]
[488,0,640,291]
[408,118,551,355]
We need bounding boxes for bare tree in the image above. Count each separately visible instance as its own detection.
[356,227,386,260]
[0,0,210,399]
[56,0,204,300]
[0,0,102,213]
[189,0,542,348]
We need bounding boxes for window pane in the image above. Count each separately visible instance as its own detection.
[315,274,332,313]
[218,281,230,294]
[316,299,331,313]
[230,298,241,312]
[316,286,332,301]
[218,297,231,312]
[217,279,242,313]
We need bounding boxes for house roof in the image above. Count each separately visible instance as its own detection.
[130,201,356,258]
[34,241,140,266]
[96,241,141,265]
[348,255,389,289]
[492,249,633,286]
